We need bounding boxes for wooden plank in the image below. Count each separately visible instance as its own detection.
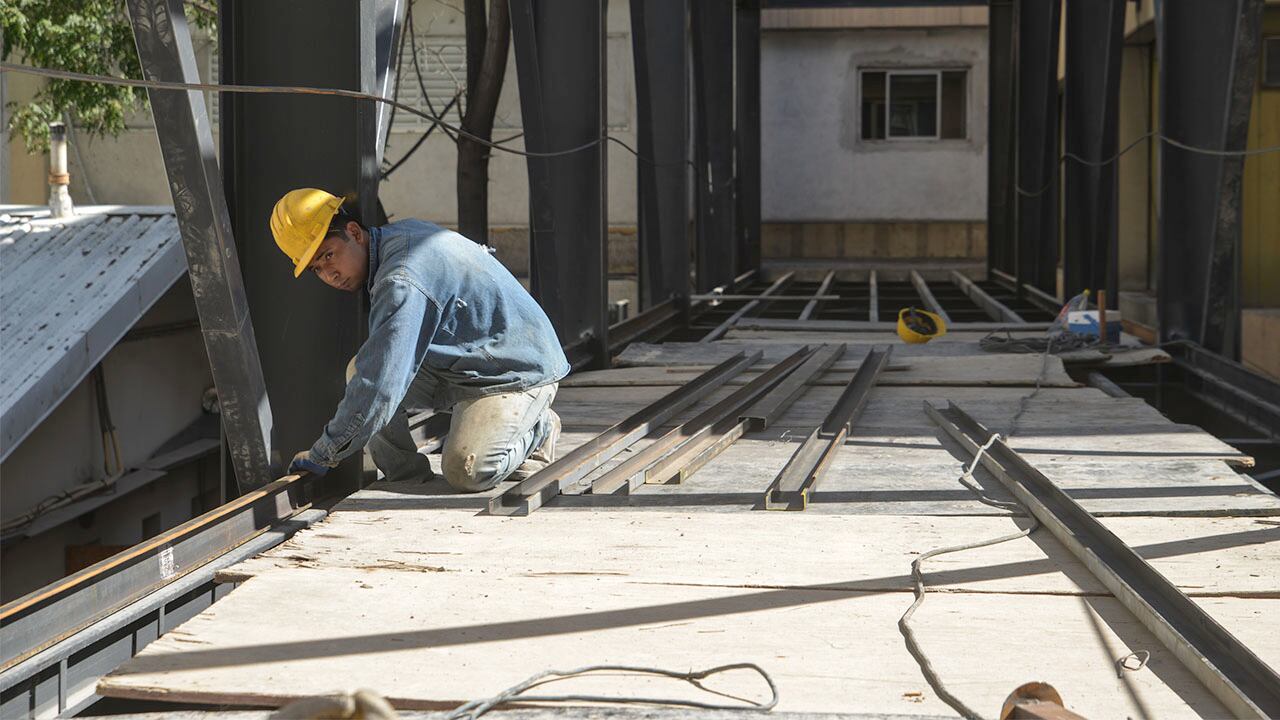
[100,567,1278,718]
[950,270,1025,323]
[220,511,1280,597]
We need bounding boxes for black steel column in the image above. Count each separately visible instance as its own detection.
[220,0,390,489]
[1157,0,1264,357]
[735,0,762,276]
[692,0,737,292]
[630,0,690,309]
[987,0,1017,280]
[1062,0,1124,302]
[127,0,274,491]
[510,0,609,367]
[1015,0,1061,294]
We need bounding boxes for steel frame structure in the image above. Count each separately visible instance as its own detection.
[692,0,738,292]
[1157,0,1265,358]
[986,0,1017,279]
[736,0,763,274]
[510,0,610,369]
[928,400,1280,717]
[1015,0,1062,296]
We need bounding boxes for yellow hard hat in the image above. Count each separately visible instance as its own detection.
[269,188,345,277]
[897,307,947,344]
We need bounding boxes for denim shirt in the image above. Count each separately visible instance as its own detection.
[306,219,569,467]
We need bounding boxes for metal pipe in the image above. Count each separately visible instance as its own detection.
[47,122,73,218]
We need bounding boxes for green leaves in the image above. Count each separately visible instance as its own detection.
[2,0,215,152]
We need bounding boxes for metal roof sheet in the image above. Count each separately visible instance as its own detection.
[0,206,188,460]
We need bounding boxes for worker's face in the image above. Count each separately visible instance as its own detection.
[307,221,368,292]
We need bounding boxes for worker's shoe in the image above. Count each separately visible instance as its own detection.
[511,410,560,481]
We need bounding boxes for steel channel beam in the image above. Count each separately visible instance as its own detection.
[590,347,810,495]
[742,344,844,431]
[987,0,1017,278]
[0,474,312,671]
[735,0,762,276]
[697,294,841,302]
[1157,0,1264,357]
[631,0,690,309]
[1165,341,1280,410]
[643,347,816,486]
[798,271,836,321]
[868,269,879,322]
[510,0,609,369]
[909,271,952,327]
[736,319,1053,333]
[950,270,1025,324]
[0,508,325,718]
[1016,0,1062,295]
[700,272,796,342]
[764,345,892,510]
[490,352,756,515]
[1174,362,1280,442]
[926,400,1280,718]
[692,0,738,291]
[1062,0,1124,301]
[607,298,682,353]
[126,0,275,490]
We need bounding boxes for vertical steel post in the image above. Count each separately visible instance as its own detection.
[127,0,274,491]
[736,0,763,276]
[1157,0,1264,357]
[219,0,390,491]
[630,0,690,309]
[987,0,1018,282]
[510,0,609,368]
[1015,0,1061,295]
[692,0,737,292]
[1062,0,1124,302]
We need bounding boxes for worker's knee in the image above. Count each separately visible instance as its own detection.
[441,445,501,493]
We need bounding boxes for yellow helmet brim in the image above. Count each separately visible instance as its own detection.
[292,232,326,278]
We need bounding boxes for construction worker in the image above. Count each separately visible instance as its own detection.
[270,188,568,491]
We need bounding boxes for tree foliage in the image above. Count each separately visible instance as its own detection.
[1,0,216,152]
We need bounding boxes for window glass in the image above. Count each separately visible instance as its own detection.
[861,71,886,140]
[941,70,967,139]
[888,73,937,138]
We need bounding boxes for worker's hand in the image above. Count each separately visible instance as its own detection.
[289,450,330,477]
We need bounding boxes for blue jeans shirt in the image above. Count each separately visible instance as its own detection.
[306,219,569,467]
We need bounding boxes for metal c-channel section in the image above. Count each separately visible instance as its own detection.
[0,474,313,671]
[590,346,812,495]
[489,352,758,516]
[741,344,845,431]
[643,346,818,486]
[926,400,1280,718]
[764,346,893,511]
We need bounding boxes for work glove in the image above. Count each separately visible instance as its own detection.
[289,450,330,477]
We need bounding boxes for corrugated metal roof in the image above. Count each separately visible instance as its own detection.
[0,206,188,460]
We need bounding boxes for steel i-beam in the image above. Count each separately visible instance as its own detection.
[764,345,893,510]
[1016,0,1062,294]
[926,400,1280,718]
[489,352,757,516]
[692,0,737,291]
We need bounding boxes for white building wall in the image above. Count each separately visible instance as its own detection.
[761,27,989,222]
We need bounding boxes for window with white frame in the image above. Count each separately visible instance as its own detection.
[860,69,968,140]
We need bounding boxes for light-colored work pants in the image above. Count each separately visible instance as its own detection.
[362,363,558,492]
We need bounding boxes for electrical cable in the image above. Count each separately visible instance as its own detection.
[444,662,779,719]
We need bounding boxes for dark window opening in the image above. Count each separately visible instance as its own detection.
[861,68,968,141]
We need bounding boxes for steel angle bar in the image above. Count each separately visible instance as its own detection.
[868,269,879,322]
[798,270,835,321]
[642,346,816,486]
[909,271,952,327]
[950,270,1025,324]
[741,344,845,431]
[926,400,1280,718]
[763,345,892,511]
[0,474,312,671]
[700,271,795,342]
[820,346,893,438]
[590,346,815,495]
[489,352,759,516]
